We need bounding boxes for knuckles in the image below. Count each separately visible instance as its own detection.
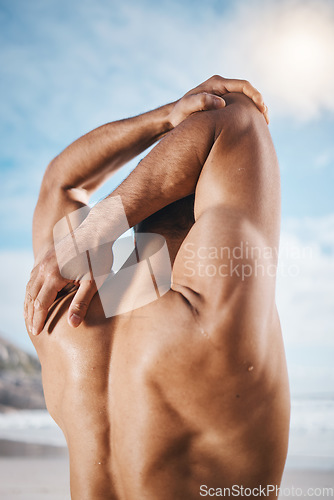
[199,93,209,108]
[71,301,88,313]
[34,298,46,311]
[36,259,60,282]
[46,269,60,281]
[210,74,224,83]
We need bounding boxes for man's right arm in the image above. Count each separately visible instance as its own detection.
[172,92,280,349]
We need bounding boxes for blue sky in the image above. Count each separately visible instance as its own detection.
[1,0,334,397]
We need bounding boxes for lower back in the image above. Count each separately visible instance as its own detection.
[31,290,290,499]
[108,295,290,499]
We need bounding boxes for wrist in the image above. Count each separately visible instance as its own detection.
[166,98,188,128]
[82,195,130,245]
[155,101,177,136]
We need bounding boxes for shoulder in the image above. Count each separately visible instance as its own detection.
[172,206,278,346]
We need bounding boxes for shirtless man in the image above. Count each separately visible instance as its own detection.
[24,76,290,499]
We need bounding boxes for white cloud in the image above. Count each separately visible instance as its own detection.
[277,214,334,347]
[281,214,334,253]
[274,214,334,394]
[314,150,334,169]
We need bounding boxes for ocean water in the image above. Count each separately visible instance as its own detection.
[286,398,334,469]
[0,399,333,469]
[0,409,66,447]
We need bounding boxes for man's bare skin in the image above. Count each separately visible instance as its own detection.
[25,77,289,499]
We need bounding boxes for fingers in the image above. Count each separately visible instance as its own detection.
[68,280,98,328]
[24,261,68,336]
[242,81,265,111]
[198,76,269,125]
[199,93,226,110]
[24,269,43,335]
[185,75,270,125]
[169,92,226,127]
[183,92,226,114]
[25,269,96,334]
[222,78,269,123]
[31,281,59,336]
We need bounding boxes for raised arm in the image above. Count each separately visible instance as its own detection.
[25,76,269,335]
[33,100,186,259]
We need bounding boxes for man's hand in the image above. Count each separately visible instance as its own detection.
[24,224,113,336]
[168,75,269,127]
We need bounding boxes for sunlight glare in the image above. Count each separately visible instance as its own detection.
[248,2,334,117]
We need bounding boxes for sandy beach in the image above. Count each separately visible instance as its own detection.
[0,457,70,500]
[0,441,333,500]
[0,441,70,500]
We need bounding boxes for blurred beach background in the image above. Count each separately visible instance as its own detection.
[1,0,334,498]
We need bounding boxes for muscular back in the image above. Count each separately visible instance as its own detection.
[31,265,289,499]
[29,94,290,499]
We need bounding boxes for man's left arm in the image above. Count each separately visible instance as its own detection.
[33,101,177,261]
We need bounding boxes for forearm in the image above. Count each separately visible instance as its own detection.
[32,102,176,257]
[42,102,176,196]
[82,109,217,241]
